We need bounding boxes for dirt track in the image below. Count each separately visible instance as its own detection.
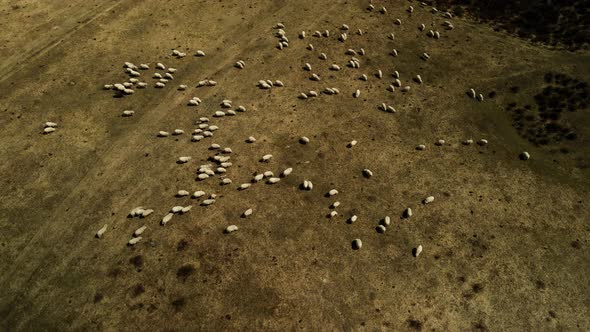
[0,1,589,331]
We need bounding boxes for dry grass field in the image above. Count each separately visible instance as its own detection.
[0,0,588,331]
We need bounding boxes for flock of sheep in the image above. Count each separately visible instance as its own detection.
[39,1,532,256]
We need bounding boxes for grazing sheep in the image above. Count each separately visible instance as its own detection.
[122,110,134,117]
[261,154,273,162]
[363,169,373,178]
[303,63,312,71]
[319,53,327,60]
[201,199,216,206]
[192,191,206,198]
[360,74,368,81]
[139,64,149,70]
[401,86,411,92]
[246,136,256,143]
[155,82,165,88]
[196,50,206,56]
[308,90,318,97]
[380,6,387,14]
[137,82,148,88]
[395,19,402,25]
[178,84,187,90]
[275,80,284,87]
[403,208,413,218]
[377,70,383,79]
[96,224,108,238]
[242,208,253,217]
[300,136,310,144]
[299,31,306,39]
[368,4,375,11]
[282,168,293,176]
[177,190,190,197]
[389,33,395,40]
[299,93,308,99]
[347,140,358,148]
[267,177,281,184]
[416,144,426,151]
[224,225,238,233]
[177,156,192,163]
[239,183,251,190]
[351,239,362,250]
[330,64,341,71]
[415,75,423,84]
[419,23,426,31]
[463,139,474,145]
[43,127,56,134]
[173,129,184,135]
[408,6,414,13]
[134,226,147,237]
[391,49,398,57]
[435,139,445,146]
[44,122,58,128]
[477,94,484,101]
[161,213,174,226]
[421,52,430,60]
[520,151,530,160]
[423,196,435,204]
[434,31,441,39]
[414,245,423,257]
[307,43,314,50]
[156,63,166,70]
[128,237,142,245]
[478,139,488,146]
[387,85,395,92]
[338,33,347,42]
[328,189,338,196]
[214,111,225,117]
[253,174,264,182]
[376,225,386,233]
[263,171,274,178]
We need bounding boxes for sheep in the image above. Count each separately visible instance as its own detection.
[307,43,314,50]
[360,74,368,81]
[261,154,273,162]
[134,226,147,237]
[391,49,398,57]
[247,136,256,143]
[338,33,347,42]
[195,50,206,56]
[381,216,391,227]
[43,127,56,134]
[159,79,169,84]
[303,63,312,71]
[95,224,108,238]
[197,174,209,180]
[201,199,216,206]
[156,63,166,70]
[416,144,426,151]
[401,86,411,92]
[520,151,530,160]
[128,207,145,218]
[224,225,238,233]
[427,30,435,38]
[178,84,187,91]
[367,4,375,11]
[177,190,190,197]
[207,80,217,86]
[122,110,134,117]
[139,64,149,70]
[153,73,163,79]
[387,85,395,92]
[239,183,251,190]
[478,139,488,146]
[140,209,154,218]
[403,208,413,218]
[177,156,192,163]
[328,189,338,196]
[123,89,135,95]
[263,171,274,178]
[173,129,184,135]
[158,131,170,137]
[299,136,310,144]
[363,169,373,178]
[128,237,142,245]
[208,125,219,131]
[123,82,133,88]
[376,225,386,233]
[393,79,402,87]
[468,88,476,98]
[408,6,414,13]
[323,30,330,37]
[235,60,245,69]
[275,80,284,87]
[477,94,484,102]
[282,168,293,176]
[192,191,206,198]
[161,213,174,226]
[414,245,423,257]
[299,93,308,99]
[241,208,253,218]
[44,122,58,128]
[423,196,435,204]
[380,6,387,14]
[443,11,453,18]
[347,140,358,148]
[216,167,227,174]
[137,82,148,88]
[351,239,362,250]
[377,70,383,79]
[434,31,441,39]
[155,82,165,88]
[386,105,397,113]
[253,174,265,182]
[415,75,423,84]
[299,31,306,39]
[419,23,426,31]
[129,78,139,83]
[359,48,365,56]
[421,52,430,60]
[346,49,357,56]
[277,43,284,50]
[302,180,313,190]
[168,68,177,73]
[395,18,402,25]
[221,178,232,185]
[222,148,233,154]
[192,135,204,142]
[267,177,281,184]
[388,33,395,40]
[308,90,318,97]
[103,84,113,90]
[353,89,361,98]
[463,139,474,145]
[357,29,363,36]
[214,111,225,117]
[330,64,341,71]
[319,53,327,60]
[435,139,445,146]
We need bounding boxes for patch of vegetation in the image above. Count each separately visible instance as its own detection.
[432,0,590,50]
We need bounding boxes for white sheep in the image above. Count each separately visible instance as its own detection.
[353,89,361,98]
[155,82,165,88]
[348,140,357,148]
[391,49,398,57]
[156,63,166,70]
[201,199,216,206]
[395,19,402,25]
[128,237,142,245]
[96,224,108,238]
[404,208,413,218]
[43,127,56,134]
[303,63,312,71]
[423,196,435,204]
[415,75,423,84]
[261,154,273,162]
[282,168,293,176]
[363,169,373,178]
[161,213,174,226]
[302,180,313,190]
[300,136,310,144]
[330,64,341,71]
[414,245,423,257]
[195,50,206,56]
[177,156,192,163]
[239,183,251,190]
[134,226,147,237]
[377,70,383,79]
[224,225,238,233]
[328,189,338,196]
[122,110,134,117]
